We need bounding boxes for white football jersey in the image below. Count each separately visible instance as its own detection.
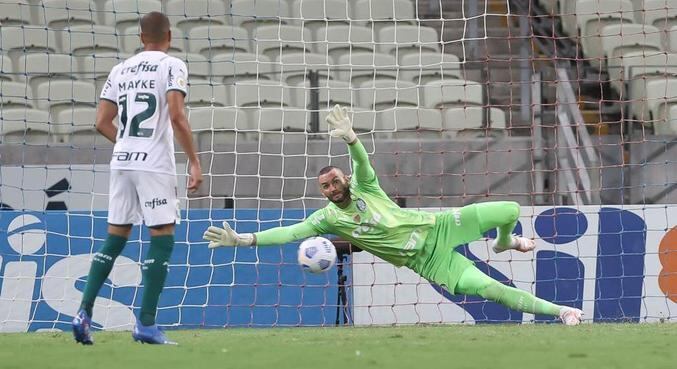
[100,51,188,175]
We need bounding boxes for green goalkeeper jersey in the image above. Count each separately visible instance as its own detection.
[254,140,436,268]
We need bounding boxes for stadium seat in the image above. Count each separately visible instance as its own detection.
[313,25,376,64]
[630,77,677,122]
[377,25,441,60]
[229,80,292,107]
[251,25,312,61]
[355,79,418,110]
[575,0,636,61]
[16,54,76,95]
[609,51,677,94]
[659,103,677,135]
[188,106,249,148]
[62,25,120,56]
[600,24,662,70]
[377,107,444,139]
[276,53,332,86]
[165,0,227,34]
[0,109,52,145]
[0,56,13,82]
[0,27,59,61]
[336,52,398,84]
[34,80,97,117]
[420,79,484,108]
[40,0,98,28]
[247,106,308,132]
[230,0,291,35]
[294,79,352,109]
[398,52,462,84]
[104,0,162,32]
[78,52,125,82]
[54,107,98,145]
[170,53,210,80]
[642,0,677,31]
[290,0,350,39]
[210,53,276,84]
[186,81,230,107]
[119,25,185,54]
[0,0,31,26]
[188,25,250,57]
[0,81,33,109]
[442,106,507,138]
[352,0,416,34]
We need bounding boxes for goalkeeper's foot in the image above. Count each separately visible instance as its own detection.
[72,309,93,345]
[132,321,177,345]
[559,307,583,326]
[491,235,536,254]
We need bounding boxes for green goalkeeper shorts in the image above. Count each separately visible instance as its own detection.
[410,204,485,294]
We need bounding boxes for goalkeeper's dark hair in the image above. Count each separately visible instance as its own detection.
[140,11,170,43]
[318,166,343,176]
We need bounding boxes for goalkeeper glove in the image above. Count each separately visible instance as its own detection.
[326,104,357,143]
[203,221,254,248]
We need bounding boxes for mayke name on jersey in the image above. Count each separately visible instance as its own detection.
[119,79,156,92]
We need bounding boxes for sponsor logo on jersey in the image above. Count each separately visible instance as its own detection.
[113,151,149,162]
[451,208,462,226]
[120,60,158,76]
[144,198,168,209]
[356,198,367,212]
[353,214,361,223]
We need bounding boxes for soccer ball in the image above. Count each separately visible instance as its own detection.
[297,237,337,273]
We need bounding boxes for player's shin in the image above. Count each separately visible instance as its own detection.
[80,234,127,316]
[139,235,174,326]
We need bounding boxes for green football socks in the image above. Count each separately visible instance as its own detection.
[139,235,174,326]
[80,234,127,317]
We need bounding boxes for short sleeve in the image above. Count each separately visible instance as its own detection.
[166,58,188,96]
[99,65,119,103]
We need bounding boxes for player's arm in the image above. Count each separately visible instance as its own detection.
[95,99,118,143]
[326,104,377,185]
[203,219,320,248]
[166,60,202,193]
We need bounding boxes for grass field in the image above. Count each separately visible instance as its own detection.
[0,324,675,369]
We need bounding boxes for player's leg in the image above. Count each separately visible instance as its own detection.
[454,264,582,325]
[473,201,534,253]
[74,170,140,344]
[132,171,179,344]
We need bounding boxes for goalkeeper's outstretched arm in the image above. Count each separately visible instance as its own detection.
[326,104,377,185]
[203,220,320,248]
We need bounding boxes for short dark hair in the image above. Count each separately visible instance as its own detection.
[140,11,170,43]
[318,166,342,176]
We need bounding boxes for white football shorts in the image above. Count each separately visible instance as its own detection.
[108,170,180,227]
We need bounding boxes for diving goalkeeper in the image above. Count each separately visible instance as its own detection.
[203,105,583,325]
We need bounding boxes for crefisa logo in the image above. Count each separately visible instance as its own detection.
[144,198,168,209]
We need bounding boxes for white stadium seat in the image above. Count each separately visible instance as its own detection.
[34,80,97,116]
[575,0,636,61]
[377,107,444,139]
[355,79,419,110]
[313,25,376,64]
[230,0,291,35]
[377,25,440,60]
[352,0,416,33]
[336,52,398,84]
[104,0,162,32]
[62,25,120,56]
[165,0,227,34]
[398,52,462,84]
[421,79,484,108]
[276,53,332,86]
[16,54,76,95]
[186,81,230,107]
[0,0,31,26]
[290,0,350,38]
[229,80,292,107]
[251,25,312,61]
[188,25,250,57]
[0,109,52,145]
[210,53,276,84]
[443,106,507,138]
[0,81,33,109]
[40,0,98,28]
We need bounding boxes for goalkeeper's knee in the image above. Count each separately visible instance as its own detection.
[476,279,509,303]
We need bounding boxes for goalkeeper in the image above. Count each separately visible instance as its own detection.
[204,105,583,325]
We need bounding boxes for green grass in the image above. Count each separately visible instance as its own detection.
[1,324,675,369]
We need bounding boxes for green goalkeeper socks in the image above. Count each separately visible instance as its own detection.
[139,235,174,326]
[455,265,562,317]
[80,234,128,317]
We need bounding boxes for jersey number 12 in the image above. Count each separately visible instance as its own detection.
[118,93,157,138]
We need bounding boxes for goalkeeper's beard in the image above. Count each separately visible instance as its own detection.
[329,187,351,205]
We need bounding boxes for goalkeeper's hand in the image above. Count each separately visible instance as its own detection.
[326,104,357,143]
[203,221,254,248]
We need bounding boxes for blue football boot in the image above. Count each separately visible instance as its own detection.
[72,309,94,345]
